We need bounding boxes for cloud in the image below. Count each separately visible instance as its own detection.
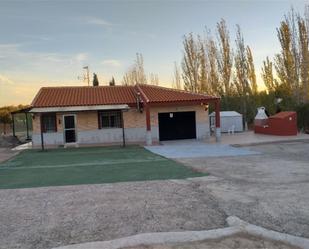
[0,43,89,71]
[86,17,112,27]
[0,74,14,85]
[101,59,121,67]
[73,53,88,63]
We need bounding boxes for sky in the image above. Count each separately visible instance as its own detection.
[0,0,307,106]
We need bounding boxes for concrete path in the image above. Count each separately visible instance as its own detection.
[145,140,259,158]
[209,131,309,146]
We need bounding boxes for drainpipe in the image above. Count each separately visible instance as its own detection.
[121,111,126,147]
[145,105,152,146]
[40,114,45,151]
[215,100,221,142]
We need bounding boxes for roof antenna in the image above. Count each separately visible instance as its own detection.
[78,66,90,86]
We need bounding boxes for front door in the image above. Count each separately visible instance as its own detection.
[63,115,76,143]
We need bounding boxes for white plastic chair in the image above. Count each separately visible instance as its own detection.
[228,125,235,135]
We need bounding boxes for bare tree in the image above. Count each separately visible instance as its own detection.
[246,46,258,95]
[149,73,159,86]
[206,33,221,95]
[216,19,233,96]
[172,62,182,89]
[234,25,250,130]
[122,66,137,85]
[122,53,147,85]
[261,56,278,93]
[181,33,200,92]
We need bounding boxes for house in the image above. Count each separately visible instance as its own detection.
[29,84,221,148]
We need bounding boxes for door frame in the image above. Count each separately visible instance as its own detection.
[62,114,77,144]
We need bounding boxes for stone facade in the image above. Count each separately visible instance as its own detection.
[32,105,209,147]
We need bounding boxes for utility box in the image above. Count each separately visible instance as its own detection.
[210,111,243,133]
[254,111,297,136]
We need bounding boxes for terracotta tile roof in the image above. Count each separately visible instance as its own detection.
[137,84,218,104]
[31,86,137,107]
[31,84,218,108]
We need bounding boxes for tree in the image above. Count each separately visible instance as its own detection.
[172,62,182,90]
[234,25,251,129]
[135,53,147,84]
[181,33,200,92]
[298,16,309,102]
[216,19,233,96]
[93,73,99,86]
[198,36,210,93]
[149,73,159,85]
[109,77,115,86]
[261,56,278,93]
[122,67,136,85]
[122,53,147,85]
[246,46,258,95]
[206,34,221,95]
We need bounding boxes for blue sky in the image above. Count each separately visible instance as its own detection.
[0,0,307,105]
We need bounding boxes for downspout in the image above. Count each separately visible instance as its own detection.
[215,99,221,142]
[121,111,126,147]
[135,85,152,145]
[40,114,45,151]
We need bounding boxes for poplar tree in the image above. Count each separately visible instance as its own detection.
[261,57,278,93]
[246,46,258,95]
[216,19,233,96]
[172,62,182,90]
[181,33,200,92]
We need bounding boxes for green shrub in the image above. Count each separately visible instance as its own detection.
[296,103,309,132]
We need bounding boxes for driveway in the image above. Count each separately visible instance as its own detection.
[145,140,258,158]
[178,141,309,238]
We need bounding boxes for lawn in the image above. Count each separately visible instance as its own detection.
[0,145,206,189]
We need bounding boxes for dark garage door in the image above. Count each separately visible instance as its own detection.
[158,111,196,141]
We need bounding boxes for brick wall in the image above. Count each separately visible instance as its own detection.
[149,105,209,127]
[31,105,209,142]
[76,112,98,131]
[123,109,145,128]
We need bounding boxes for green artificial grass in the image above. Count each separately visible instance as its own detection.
[0,146,206,189]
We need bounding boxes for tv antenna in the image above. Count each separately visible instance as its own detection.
[78,66,90,86]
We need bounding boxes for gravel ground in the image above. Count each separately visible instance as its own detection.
[178,141,309,238]
[0,180,226,249]
[123,234,300,249]
[0,141,308,249]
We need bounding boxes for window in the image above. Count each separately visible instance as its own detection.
[42,114,57,132]
[99,111,122,128]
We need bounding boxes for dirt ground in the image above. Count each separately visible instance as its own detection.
[178,141,309,238]
[123,234,300,249]
[0,141,308,249]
